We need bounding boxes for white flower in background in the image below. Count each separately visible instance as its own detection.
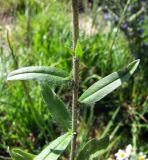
[126,144,135,156]
[115,149,129,160]
[114,146,147,160]
[138,152,147,160]
[108,158,114,160]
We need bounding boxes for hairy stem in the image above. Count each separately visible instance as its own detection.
[71,0,79,50]
[70,0,79,160]
[70,57,79,160]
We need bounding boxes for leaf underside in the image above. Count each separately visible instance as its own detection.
[79,59,140,105]
[7,66,69,86]
[41,83,71,131]
[34,132,72,160]
[10,132,72,160]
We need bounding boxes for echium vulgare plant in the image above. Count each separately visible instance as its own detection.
[7,0,140,160]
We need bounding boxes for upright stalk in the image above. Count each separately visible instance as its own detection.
[71,0,79,49]
[70,0,79,160]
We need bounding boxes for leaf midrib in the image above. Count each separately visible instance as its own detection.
[80,77,121,104]
[34,133,71,160]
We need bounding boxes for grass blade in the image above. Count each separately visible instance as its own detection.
[10,149,35,160]
[77,136,109,160]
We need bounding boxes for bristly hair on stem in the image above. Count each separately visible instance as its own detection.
[70,0,79,160]
[71,0,79,51]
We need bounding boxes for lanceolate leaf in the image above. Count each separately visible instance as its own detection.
[77,136,109,160]
[79,59,140,105]
[41,84,71,131]
[7,66,70,86]
[10,149,35,160]
[34,132,72,160]
[75,41,83,57]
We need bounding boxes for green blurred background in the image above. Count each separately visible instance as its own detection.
[0,0,147,159]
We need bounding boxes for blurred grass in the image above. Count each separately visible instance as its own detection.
[0,0,147,158]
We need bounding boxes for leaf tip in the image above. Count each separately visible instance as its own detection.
[134,59,140,66]
[128,59,140,75]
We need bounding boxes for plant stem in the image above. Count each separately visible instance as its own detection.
[71,0,79,50]
[70,57,79,160]
[70,0,79,160]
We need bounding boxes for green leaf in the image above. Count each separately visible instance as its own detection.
[34,132,72,160]
[7,66,70,86]
[77,136,109,160]
[89,150,107,160]
[10,149,35,160]
[41,84,71,131]
[79,59,140,105]
[75,41,83,57]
